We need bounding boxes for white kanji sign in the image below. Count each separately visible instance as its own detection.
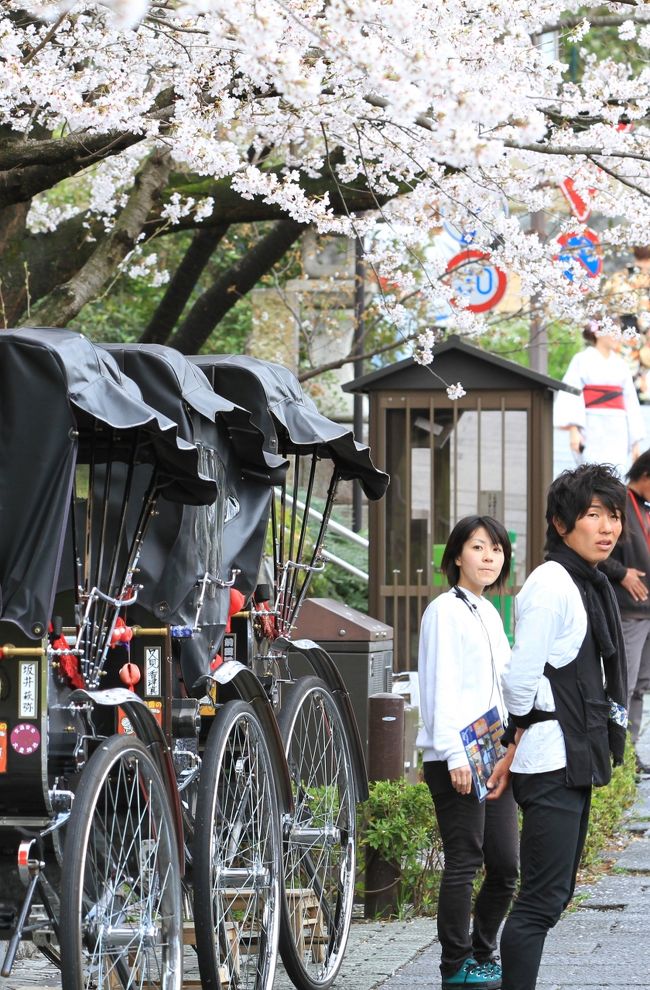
[145,647,161,697]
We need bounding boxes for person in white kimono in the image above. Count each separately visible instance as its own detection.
[554,325,645,479]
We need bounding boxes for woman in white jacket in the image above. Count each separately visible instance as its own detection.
[417,516,519,990]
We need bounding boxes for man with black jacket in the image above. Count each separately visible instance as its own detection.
[600,447,650,765]
[496,463,628,990]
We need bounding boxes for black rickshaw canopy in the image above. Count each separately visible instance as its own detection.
[191,354,389,500]
[102,343,286,480]
[96,344,288,688]
[0,328,219,638]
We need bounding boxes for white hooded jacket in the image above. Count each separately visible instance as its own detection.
[416,586,510,769]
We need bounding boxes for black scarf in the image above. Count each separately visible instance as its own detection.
[545,544,628,765]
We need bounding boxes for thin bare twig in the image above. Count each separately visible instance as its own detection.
[22,10,68,65]
[588,155,650,198]
[299,330,419,381]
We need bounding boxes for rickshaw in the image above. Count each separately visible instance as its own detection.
[191,355,388,990]
[0,329,388,990]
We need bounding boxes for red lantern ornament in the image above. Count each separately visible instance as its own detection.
[119,663,141,691]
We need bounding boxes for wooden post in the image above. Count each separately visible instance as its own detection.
[364,693,404,918]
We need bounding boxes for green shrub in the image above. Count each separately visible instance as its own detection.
[359,744,638,917]
[580,737,637,870]
[358,778,442,917]
[309,527,368,612]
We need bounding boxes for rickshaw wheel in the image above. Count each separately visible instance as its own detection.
[277,676,357,990]
[193,699,281,990]
[60,734,183,990]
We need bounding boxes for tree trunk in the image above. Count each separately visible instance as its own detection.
[170,219,306,354]
[140,225,229,345]
[0,202,30,326]
[20,149,172,328]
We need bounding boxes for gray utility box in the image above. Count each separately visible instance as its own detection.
[289,598,394,759]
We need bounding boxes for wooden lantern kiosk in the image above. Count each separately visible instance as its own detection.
[344,334,577,670]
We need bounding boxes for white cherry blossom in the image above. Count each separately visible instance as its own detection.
[3,0,650,391]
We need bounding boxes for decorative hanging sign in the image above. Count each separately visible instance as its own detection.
[145,646,161,697]
[19,661,37,719]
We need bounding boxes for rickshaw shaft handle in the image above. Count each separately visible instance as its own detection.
[0,646,45,658]
[61,626,168,638]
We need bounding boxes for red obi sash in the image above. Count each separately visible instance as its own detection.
[583,384,625,410]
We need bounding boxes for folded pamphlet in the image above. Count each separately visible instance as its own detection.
[459,706,505,801]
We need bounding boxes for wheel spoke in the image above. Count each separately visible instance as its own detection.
[61,737,182,990]
[279,678,357,989]
[193,701,281,990]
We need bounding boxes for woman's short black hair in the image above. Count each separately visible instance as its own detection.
[627,448,650,483]
[441,515,512,592]
[545,463,626,551]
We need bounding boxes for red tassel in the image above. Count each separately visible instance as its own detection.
[51,634,84,689]
[110,617,134,649]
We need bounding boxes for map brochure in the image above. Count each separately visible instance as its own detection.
[459,706,505,802]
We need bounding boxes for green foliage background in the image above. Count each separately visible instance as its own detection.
[71,227,258,353]
[478,318,584,382]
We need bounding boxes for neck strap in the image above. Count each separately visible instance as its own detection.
[453,585,477,611]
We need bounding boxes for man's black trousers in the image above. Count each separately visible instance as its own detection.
[500,769,591,990]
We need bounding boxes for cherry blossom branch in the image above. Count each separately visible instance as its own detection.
[502,140,650,163]
[298,330,420,382]
[0,97,175,172]
[21,9,69,65]
[588,155,650,198]
[542,13,650,33]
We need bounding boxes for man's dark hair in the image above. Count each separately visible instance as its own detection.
[441,515,512,592]
[545,464,626,551]
[627,448,650,483]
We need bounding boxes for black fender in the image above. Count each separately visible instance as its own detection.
[276,637,369,801]
[207,662,294,817]
[69,688,185,872]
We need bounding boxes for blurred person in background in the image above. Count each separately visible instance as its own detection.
[554,323,644,480]
[603,246,650,402]
[599,448,650,771]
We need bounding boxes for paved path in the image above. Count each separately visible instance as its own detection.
[373,703,650,990]
[1,706,649,990]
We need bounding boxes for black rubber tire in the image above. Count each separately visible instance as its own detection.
[60,734,183,990]
[192,700,281,990]
[277,676,357,990]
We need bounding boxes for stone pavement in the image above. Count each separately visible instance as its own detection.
[372,704,650,990]
[1,712,649,990]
